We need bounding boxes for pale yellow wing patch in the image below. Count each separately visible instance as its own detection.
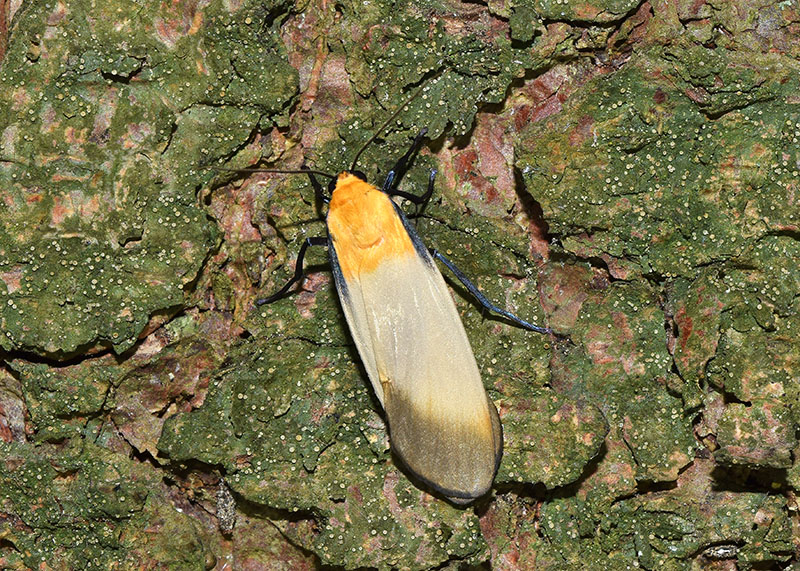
[333,252,502,501]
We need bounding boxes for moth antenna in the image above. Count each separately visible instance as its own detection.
[206,165,336,179]
[350,76,437,173]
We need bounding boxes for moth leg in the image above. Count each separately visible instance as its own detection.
[301,166,331,205]
[257,236,328,305]
[382,128,428,194]
[430,249,552,335]
[388,168,436,214]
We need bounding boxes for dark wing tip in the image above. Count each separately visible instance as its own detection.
[384,390,503,505]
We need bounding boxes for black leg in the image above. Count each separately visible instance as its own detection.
[381,171,396,193]
[389,168,436,210]
[385,169,435,221]
[257,236,328,305]
[302,166,330,205]
[431,249,552,335]
[382,128,428,194]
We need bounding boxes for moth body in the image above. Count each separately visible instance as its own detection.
[326,173,502,503]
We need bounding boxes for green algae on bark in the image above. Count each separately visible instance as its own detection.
[518,63,800,279]
[715,400,796,469]
[529,457,793,569]
[159,338,493,570]
[536,261,699,488]
[0,440,215,569]
[0,0,298,357]
[497,389,608,489]
[110,337,226,458]
[2,0,800,568]
[511,5,800,567]
[231,513,316,569]
[10,357,116,442]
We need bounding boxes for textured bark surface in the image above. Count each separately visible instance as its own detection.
[0,0,798,568]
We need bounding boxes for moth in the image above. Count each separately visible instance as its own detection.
[252,109,550,503]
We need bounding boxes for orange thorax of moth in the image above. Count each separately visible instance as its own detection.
[326,173,416,280]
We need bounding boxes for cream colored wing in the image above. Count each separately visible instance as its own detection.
[329,235,502,503]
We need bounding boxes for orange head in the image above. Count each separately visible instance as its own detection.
[326,173,416,280]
